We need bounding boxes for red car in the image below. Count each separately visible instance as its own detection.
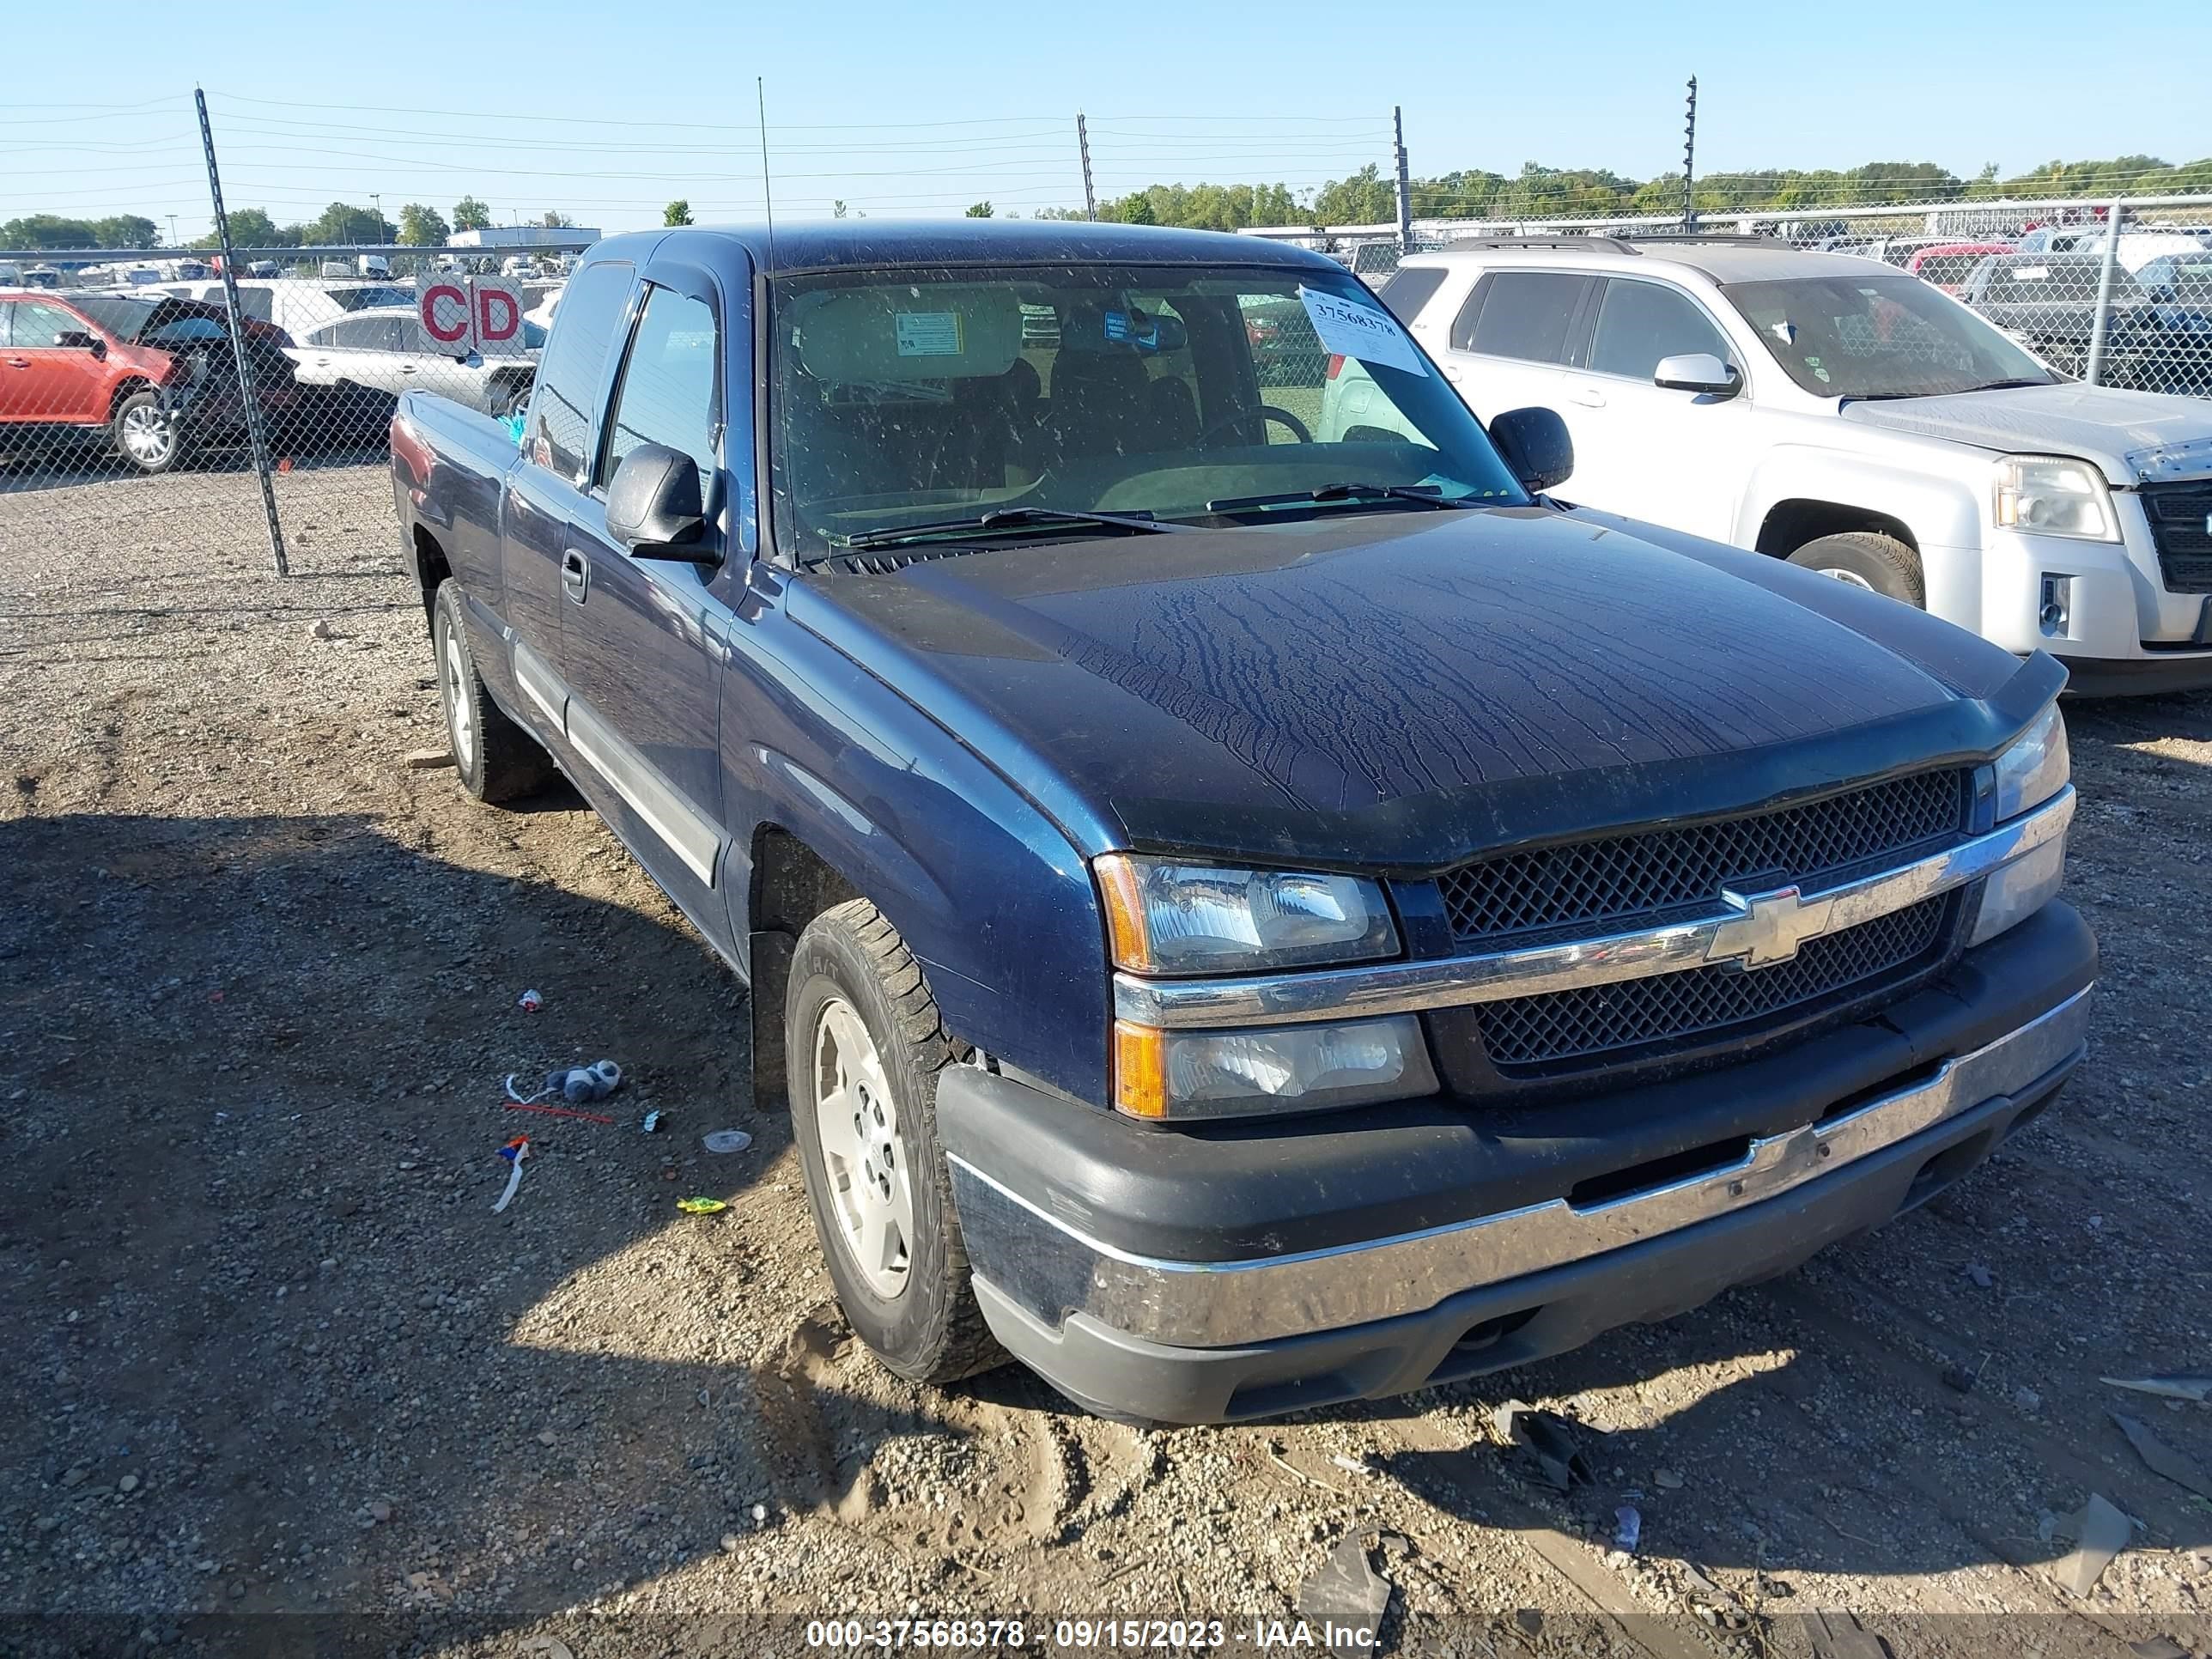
[1905,242,2017,296]
[0,289,297,474]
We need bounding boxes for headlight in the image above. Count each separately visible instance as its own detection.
[1993,702,2069,819]
[1113,1014,1437,1120]
[1992,455,2118,542]
[1095,855,1398,974]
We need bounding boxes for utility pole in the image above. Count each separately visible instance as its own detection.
[1392,106,1413,253]
[1076,112,1097,221]
[193,87,287,577]
[165,214,179,247]
[371,192,383,240]
[1681,76,1698,233]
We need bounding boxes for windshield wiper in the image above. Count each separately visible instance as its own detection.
[834,507,1173,552]
[1954,378,2055,393]
[1204,482,1481,514]
[1846,377,2054,403]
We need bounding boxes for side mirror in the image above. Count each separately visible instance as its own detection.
[1654,352,1741,397]
[55,330,105,359]
[1489,405,1573,495]
[605,442,719,565]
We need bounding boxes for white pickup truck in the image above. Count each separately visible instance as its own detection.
[1328,239,2212,694]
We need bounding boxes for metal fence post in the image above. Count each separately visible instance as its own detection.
[1393,106,1413,254]
[1077,112,1097,221]
[1681,77,1698,233]
[2083,195,2124,388]
[193,86,288,577]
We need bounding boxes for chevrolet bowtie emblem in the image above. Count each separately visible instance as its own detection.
[1711,885,1829,969]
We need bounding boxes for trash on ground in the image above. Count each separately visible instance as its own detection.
[492,1137,530,1214]
[506,1060,622,1105]
[678,1197,727,1214]
[2112,1413,2212,1499]
[1492,1399,1592,1492]
[1330,1453,1375,1478]
[2102,1371,2212,1403]
[504,1102,614,1125]
[516,988,544,1012]
[400,750,454,770]
[1963,1261,1993,1288]
[1679,1564,1748,1632]
[1613,1504,1642,1552]
[1297,1534,1390,1653]
[2055,1492,2131,1597]
[703,1129,753,1154]
[642,1109,663,1133]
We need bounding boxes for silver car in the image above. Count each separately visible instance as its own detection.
[285,306,544,418]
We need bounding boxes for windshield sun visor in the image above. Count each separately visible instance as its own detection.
[790,286,1024,383]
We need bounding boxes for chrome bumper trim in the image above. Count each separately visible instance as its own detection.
[950,985,2090,1348]
[1115,787,2074,1030]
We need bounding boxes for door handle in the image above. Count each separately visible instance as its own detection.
[400,364,417,374]
[1443,364,1466,383]
[561,550,589,604]
[1570,386,1607,409]
[3,358,28,369]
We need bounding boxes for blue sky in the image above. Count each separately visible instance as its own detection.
[8,0,2208,240]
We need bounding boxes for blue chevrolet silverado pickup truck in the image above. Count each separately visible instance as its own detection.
[391,221,2093,1425]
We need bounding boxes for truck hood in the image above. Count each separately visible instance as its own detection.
[792,507,2057,869]
[1841,383,2212,484]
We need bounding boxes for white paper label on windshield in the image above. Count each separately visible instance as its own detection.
[895,311,963,356]
[2015,265,2050,283]
[1297,287,1427,377]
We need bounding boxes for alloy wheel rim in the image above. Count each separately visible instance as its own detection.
[442,629,474,769]
[1817,566,1876,592]
[811,995,914,1298]
[121,406,173,465]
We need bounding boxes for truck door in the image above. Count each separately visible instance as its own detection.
[554,261,741,958]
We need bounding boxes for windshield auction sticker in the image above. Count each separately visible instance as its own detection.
[895,311,963,356]
[1297,287,1427,376]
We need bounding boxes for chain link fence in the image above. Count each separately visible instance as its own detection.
[1322,196,2212,398]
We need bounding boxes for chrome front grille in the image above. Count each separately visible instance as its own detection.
[2142,480,2212,593]
[1474,893,1956,1073]
[1438,769,1972,948]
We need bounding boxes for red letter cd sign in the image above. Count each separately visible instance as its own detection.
[419,278,525,356]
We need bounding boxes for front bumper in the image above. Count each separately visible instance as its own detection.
[1977,505,2212,690]
[939,902,2095,1423]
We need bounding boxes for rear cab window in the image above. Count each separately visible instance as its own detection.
[526,260,636,480]
[1449,271,1597,364]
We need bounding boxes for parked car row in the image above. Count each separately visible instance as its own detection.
[1348,236,2212,694]
[0,275,543,474]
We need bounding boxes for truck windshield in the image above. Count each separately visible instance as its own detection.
[767,262,1527,556]
[1725,274,2060,399]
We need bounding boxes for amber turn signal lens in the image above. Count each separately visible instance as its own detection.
[1113,1019,1167,1118]
[1094,853,1153,972]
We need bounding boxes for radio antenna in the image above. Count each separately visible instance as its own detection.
[757,76,775,254]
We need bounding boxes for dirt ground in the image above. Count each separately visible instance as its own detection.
[3,464,2209,1659]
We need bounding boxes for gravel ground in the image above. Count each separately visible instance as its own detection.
[3,465,2209,1659]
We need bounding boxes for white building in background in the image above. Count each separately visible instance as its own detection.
[447,227,601,248]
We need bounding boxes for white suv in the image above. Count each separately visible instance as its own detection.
[1328,238,2212,695]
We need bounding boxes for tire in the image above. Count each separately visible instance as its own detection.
[431,580,553,803]
[110,390,179,475]
[497,378,533,420]
[1787,532,1925,607]
[786,899,1002,1387]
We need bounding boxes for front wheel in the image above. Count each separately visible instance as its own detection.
[111,391,179,474]
[1787,532,1925,607]
[787,899,1002,1386]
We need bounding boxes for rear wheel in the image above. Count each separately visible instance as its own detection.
[1787,532,1925,607]
[111,391,179,474]
[432,579,553,803]
[787,899,1002,1386]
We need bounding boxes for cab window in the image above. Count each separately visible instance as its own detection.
[1449,272,1596,364]
[599,286,720,489]
[528,260,635,481]
[1586,279,1732,380]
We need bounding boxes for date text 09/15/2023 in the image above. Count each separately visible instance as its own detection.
[802,1618,1380,1651]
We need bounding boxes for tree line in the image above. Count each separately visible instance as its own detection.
[1066,154,2212,232]
[9,153,2209,252]
[1,198,574,252]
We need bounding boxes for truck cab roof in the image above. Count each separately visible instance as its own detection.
[586,219,1343,276]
